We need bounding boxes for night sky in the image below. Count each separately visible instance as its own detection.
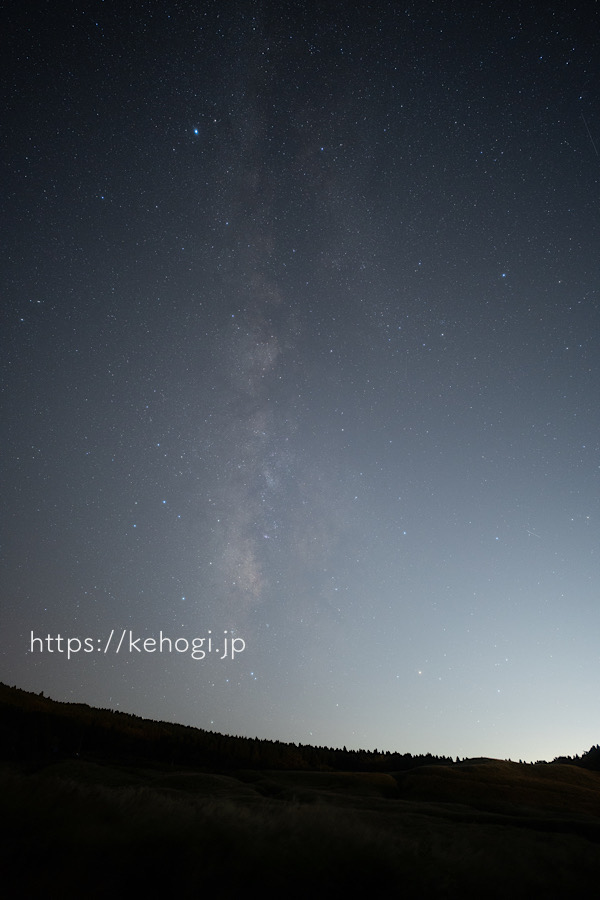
[2,1,600,763]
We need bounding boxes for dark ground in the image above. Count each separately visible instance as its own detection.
[2,684,600,897]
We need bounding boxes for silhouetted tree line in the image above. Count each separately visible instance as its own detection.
[553,745,600,771]
[0,683,453,772]
[5,683,598,773]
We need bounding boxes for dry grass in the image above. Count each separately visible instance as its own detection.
[2,761,600,898]
[398,761,600,817]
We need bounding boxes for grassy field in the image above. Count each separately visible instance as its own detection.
[2,756,600,897]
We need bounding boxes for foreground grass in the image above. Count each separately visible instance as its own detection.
[2,760,600,898]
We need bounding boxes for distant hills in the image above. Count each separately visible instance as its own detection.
[1,681,598,772]
[0,681,455,771]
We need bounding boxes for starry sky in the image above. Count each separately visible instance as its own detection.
[2,0,600,763]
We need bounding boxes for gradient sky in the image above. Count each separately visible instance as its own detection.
[2,0,600,763]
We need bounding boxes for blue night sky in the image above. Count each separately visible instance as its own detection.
[2,0,600,762]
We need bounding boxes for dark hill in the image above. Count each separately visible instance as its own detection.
[0,681,453,772]
[2,683,600,898]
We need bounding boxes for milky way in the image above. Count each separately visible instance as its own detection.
[2,0,600,761]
